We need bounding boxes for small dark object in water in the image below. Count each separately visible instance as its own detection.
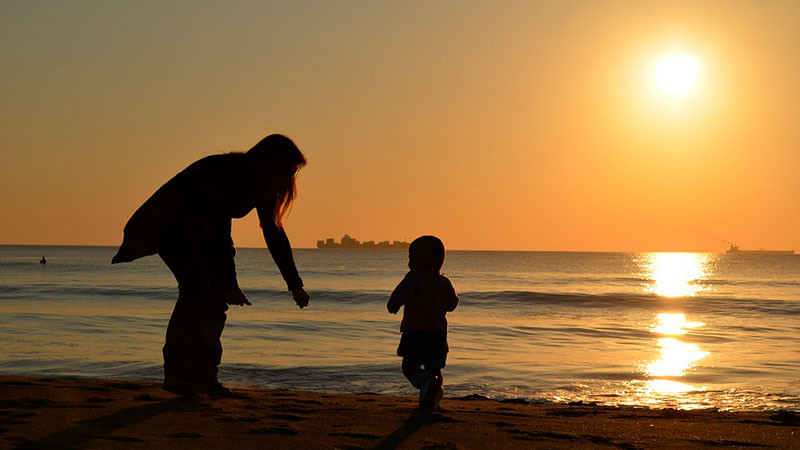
[40,257,46,265]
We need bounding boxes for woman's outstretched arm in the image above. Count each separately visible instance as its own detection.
[257,206,304,291]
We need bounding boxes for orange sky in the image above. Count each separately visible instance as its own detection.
[1,1,798,251]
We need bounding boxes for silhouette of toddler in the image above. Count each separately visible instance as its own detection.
[387,235,459,412]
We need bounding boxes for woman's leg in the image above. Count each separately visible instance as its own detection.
[159,222,234,395]
[159,241,209,393]
[193,288,227,392]
[162,223,235,385]
[192,226,233,392]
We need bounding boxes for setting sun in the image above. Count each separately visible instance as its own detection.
[653,53,702,96]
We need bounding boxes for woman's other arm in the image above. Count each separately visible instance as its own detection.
[206,217,251,306]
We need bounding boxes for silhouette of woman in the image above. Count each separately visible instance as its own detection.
[112,134,310,396]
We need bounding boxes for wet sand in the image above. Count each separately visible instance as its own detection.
[1,375,798,449]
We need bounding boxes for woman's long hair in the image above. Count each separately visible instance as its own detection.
[246,134,307,227]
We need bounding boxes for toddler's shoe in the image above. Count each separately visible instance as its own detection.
[433,385,444,412]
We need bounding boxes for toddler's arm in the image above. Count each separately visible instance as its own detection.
[443,276,460,312]
[387,273,413,314]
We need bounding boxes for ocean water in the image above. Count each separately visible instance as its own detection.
[1,245,799,412]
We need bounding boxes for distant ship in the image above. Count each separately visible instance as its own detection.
[317,234,410,250]
[726,244,795,255]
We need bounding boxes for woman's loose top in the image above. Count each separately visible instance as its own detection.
[111,153,303,290]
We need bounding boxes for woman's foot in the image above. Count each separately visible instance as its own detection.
[162,379,199,397]
[197,380,246,399]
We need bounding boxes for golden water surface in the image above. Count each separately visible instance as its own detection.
[635,253,713,408]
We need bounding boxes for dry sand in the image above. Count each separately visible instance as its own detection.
[1,375,798,449]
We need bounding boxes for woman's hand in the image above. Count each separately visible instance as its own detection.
[291,287,310,309]
[225,286,252,306]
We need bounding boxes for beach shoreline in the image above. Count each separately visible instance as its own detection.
[1,375,798,449]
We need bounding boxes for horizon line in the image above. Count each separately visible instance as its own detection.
[0,242,778,254]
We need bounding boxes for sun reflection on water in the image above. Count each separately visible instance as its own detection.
[625,313,712,408]
[633,254,715,408]
[641,252,711,297]
[650,313,705,335]
[646,337,709,377]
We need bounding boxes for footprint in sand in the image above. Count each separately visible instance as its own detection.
[84,397,116,404]
[546,408,596,417]
[770,411,800,424]
[276,407,315,414]
[330,432,380,440]
[0,411,36,425]
[1,418,31,426]
[290,399,322,405]
[499,398,529,405]
[0,398,53,409]
[91,435,145,443]
[270,392,296,398]
[248,426,299,436]
[1,381,42,387]
[166,432,204,439]
[105,382,145,391]
[76,386,112,393]
[420,443,458,450]
[215,416,260,423]
[76,418,125,427]
[268,413,305,422]
[587,436,638,449]
[507,430,578,442]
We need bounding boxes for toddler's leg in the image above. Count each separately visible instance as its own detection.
[404,358,442,412]
[402,357,431,388]
[426,366,443,382]
[424,365,444,411]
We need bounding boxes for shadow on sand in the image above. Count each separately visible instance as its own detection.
[373,412,457,450]
[23,397,190,449]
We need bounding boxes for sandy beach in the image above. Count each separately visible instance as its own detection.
[1,376,797,449]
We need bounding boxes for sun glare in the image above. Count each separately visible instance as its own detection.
[642,253,711,298]
[653,53,701,97]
